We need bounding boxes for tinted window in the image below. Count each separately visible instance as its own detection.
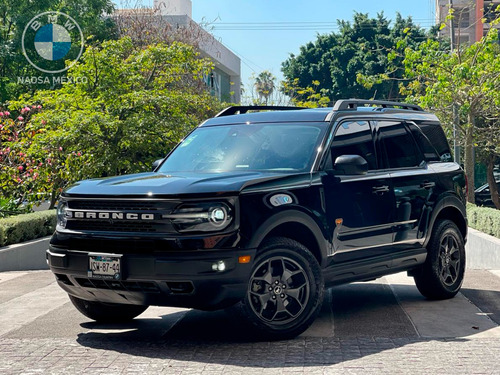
[330,121,377,170]
[378,121,422,169]
[417,122,452,162]
[407,123,440,162]
[159,123,327,173]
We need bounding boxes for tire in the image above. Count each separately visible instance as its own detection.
[414,219,465,300]
[236,237,324,340]
[69,295,148,322]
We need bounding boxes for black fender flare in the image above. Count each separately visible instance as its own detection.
[424,194,468,247]
[248,209,330,266]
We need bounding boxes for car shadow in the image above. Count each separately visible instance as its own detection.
[75,281,499,368]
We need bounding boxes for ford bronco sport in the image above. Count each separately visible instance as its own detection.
[47,99,467,339]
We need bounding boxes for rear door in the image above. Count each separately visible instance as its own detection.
[374,120,438,251]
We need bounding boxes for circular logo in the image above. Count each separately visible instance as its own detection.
[22,11,84,74]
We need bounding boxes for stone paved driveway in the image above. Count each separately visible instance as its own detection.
[1,270,500,374]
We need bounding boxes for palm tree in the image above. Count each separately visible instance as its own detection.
[254,71,276,105]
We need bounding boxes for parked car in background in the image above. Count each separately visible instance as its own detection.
[475,181,500,208]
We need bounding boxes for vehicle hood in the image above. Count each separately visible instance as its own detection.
[63,171,311,198]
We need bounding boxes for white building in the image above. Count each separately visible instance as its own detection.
[116,0,241,103]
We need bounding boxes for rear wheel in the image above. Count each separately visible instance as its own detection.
[236,237,324,340]
[69,295,148,322]
[413,219,465,300]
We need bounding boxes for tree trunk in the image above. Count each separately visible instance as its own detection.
[487,154,500,209]
[464,117,475,203]
[49,189,58,210]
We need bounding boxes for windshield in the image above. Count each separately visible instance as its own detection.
[158,123,327,173]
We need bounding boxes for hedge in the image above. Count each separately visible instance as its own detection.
[0,210,56,247]
[467,203,500,239]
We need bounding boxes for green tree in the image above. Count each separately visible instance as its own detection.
[281,12,431,101]
[2,37,225,208]
[401,28,500,204]
[282,79,330,108]
[0,0,116,102]
[254,70,276,105]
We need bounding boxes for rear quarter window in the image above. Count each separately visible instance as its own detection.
[415,122,452,162]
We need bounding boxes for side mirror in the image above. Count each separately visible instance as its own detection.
[333,155,368,175]
[152,158,164,171]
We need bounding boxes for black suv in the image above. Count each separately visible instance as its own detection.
[47,99,467,339]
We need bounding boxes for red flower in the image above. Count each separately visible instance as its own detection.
[18,165,23,171]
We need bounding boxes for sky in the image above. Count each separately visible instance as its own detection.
[115,0,435,93]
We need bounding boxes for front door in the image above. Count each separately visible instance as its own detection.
[322,120,396,263]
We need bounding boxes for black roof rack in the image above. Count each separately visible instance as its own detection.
[215,106,305,118]
[333,99,424,112]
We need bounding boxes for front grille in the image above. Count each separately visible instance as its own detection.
[69,200,159,211]
[75,278,160,293]
[65,198,180,234]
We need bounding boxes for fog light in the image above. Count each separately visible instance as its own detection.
[212,261,226,272]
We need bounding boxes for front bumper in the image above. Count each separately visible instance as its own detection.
[47,245,256,310]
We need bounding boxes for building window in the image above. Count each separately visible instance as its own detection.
[459,35,470,45]
[484,3,500,24]
[452,8,470,28]
[203,71,221,99]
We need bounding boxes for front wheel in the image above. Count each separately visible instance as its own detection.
[237,237,324,340]
[413,219,465,300]
[69,295,148,322]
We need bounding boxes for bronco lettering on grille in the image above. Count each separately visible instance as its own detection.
[68,211,155,220]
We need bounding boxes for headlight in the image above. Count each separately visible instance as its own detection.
[164,202,233,233]
[56,199,68,229]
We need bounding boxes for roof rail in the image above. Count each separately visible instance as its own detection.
[215,105,305,117]
[333,99,424,112]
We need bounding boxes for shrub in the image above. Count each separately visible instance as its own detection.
[0,210,56,247]
[466,203,500,239]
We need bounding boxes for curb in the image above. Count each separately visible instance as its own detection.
[466,228,500,269]
[0,236,50,272]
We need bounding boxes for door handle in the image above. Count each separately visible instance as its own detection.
[372,185,389,194]
[420,181,436,189]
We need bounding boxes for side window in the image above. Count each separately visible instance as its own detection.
[417,122,452,162]
[407,122,441,162]
[330,120,377,170]
[377,121,423,169]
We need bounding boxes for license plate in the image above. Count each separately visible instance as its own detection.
[88,254,122,280]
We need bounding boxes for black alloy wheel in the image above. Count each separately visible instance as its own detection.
[237,237,324,340]
[414,219,465,300]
